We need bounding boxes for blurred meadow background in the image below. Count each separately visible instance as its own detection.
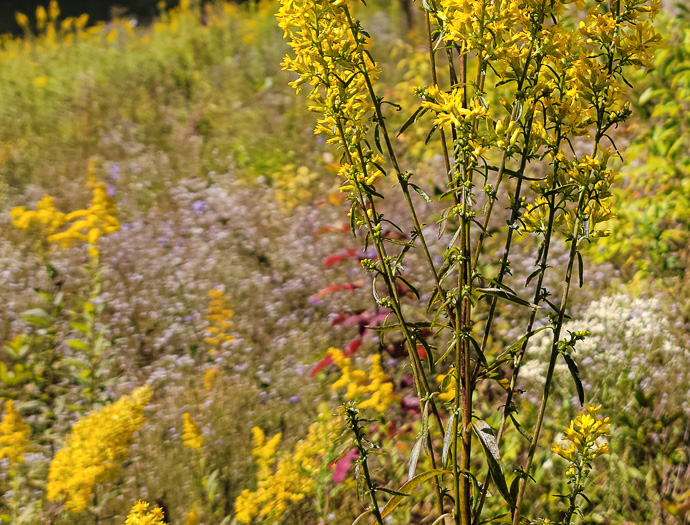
[0,0,688,524]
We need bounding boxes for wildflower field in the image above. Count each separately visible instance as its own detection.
[0,0,688,524]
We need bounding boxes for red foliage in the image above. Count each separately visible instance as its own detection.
[308,280,364,304]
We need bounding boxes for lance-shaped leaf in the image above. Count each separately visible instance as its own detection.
[476,288,539,309]
[408,436,424,480]
[431,514,452,525]
[398,106,428,135]
[509,413,533,442]
[367,321,432,332]
[442,412,455,466]
[472,420,515,508]
[352,509,372,525]
[563,353,584,406]
[378,469,449,520]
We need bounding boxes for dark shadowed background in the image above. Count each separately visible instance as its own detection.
[0,0,186,34]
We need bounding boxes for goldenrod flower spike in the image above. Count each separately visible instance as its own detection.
[46,387,152,513]
[204,289,234,352]
[328,348,397,412]
[182,413,204,451]
[251,426,282,473]
[10,159,120,260]
[0,400,30,467]
[235,414,341,524]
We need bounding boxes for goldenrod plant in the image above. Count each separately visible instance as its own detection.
[550,404,611,524]
[235,405,342,523]
[277,0,661,524]
[46,386,152,514]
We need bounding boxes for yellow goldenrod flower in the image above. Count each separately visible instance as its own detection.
[183,507,199,525]
[329,348,397,412]
[36,6,48,29]
[11,159,120,260]
[182,413,203,451]
[47,387,152,513]
[125,500,168,525]
[235,410,341,524]
[251,426,282,473]
[15,12,29,29]
[203,368,219,391]
[203,289,234,351]
[48,0,60,21]
[277,0,382,197]
[551,404,611,463]
[0,400,30,467]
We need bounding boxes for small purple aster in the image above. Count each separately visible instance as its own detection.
[109,162,121,180]
[192,200,206,215]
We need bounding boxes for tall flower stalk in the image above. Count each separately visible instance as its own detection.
[277,0,660,523]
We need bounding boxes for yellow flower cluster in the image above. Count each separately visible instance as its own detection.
[182,413,204,451]
[203,289,234,352]
[13,0,94,51]
[431,0,660,166]
[183,507,199,525]
[203,368,219,391]
[328,348,396,413]
[9,195,66,239]
[251,426,282,474]
[10,159,120,259]
[47,386,152,513]
[272,164,320,212]
[235,409,341,524]
[125,500,168,525]
[0,400,31,467]
[422,86,490,131]
[277,0,383,193]
[551,404,611,463]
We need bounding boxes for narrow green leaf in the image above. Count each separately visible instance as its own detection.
[563,353,584,406]
[379,469,449,519]
[509,476,520,505]
[424,124,439,145]
[421,399,430,453]
[472,420,514,508]
[442,412,455,466]
[409,436,424,480]
[398,106,428,136]
[467,335,488,368]
[367,321,431,333]
[576,251,584,288]
[352,509,372,525]
[509,413,533,442]
[410,183,431,203]
[67,340,90,352]
[377,487,411,497]
[476,288,539,309]
[396,275,420,299]
[374,123,383,153]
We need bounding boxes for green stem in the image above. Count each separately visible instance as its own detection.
[349,407,385,525]
[511,189,587,525]
[334,117,446,512]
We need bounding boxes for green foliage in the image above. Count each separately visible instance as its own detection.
[595,8,690,278]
